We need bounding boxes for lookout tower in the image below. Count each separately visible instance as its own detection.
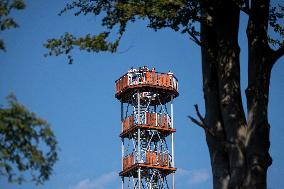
[115,66,179,189]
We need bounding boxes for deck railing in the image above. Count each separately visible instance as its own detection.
[123,153,135,170]
[145,151,169,167]
[115,70,178,94]
[122,151,170,170]
[122,113,172,133]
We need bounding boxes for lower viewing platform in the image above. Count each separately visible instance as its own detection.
[120,124,176,138]
[120,151,176,177]
[120,112,175,138]
[119,163,176,177]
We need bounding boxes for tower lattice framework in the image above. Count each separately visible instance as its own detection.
[115,67,179,189]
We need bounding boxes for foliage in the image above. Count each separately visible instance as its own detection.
[269,5,284,47]
[0,0,59,185]
[42,0,284,188]
[44,0,284,64]
[44,32,120,64]
[44,0,201,64]
[0,94,58,184]
[0,0,26,51]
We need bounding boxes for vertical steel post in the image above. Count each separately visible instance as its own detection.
[137,91,141,189]
[121,138,124,172]
[121,102,124,132]
[137,91,141,161]
[121,102,124,189]
[138,167,141,189]
[170,96,174,130]
[170,95,175,189]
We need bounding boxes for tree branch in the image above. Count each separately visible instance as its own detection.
[188,104,215,136]
[185,29,202,46]
[273,45,284,62]
[188,115,205,128]
[194,104,205,123]
[231,0,251,15]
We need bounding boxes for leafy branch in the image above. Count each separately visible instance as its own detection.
[0,94,58,184]
[44,0,201,64]
[0,0,26,51]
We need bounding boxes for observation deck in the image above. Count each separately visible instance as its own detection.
[120,112,176,138]
[119,152,177,177]
[116,67,178,189]
[115,67,179,104]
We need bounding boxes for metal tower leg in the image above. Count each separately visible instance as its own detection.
[116,68,179,189]
[121,102,125,189]
[122,138,125,175]
[137,91,141,189]
[171,95,175,189]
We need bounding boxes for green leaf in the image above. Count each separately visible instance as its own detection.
[0,93,58,184]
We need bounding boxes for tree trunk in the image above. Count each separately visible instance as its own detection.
[200,17,230,189]
[197,1,284,189]
[245,0,277,188]
[214,1,247,188]
[199,1,248,188]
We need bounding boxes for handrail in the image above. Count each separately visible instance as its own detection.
[121,113,172,132]
[145,151,169,167]
[123,153,135,170]
[115,70,178,94]
[123,151,170,170]
[115,70,179,82]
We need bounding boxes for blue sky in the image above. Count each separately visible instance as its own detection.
[0,1,283,189]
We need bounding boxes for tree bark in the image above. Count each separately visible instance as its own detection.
[214,1,247,188]
[245,0,279,188]
[196,1,284,188]
[200,18,230,189]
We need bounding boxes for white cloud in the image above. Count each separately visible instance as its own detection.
[176,168,210,185]
[70,171,118,189]
[69,168,209,189]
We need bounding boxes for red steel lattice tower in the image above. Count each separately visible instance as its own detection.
[115,67,179,189]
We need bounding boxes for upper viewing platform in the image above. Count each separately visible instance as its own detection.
[115,67,179,104]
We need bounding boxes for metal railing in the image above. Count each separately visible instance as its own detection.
[115,71,178,94]
[122,151,172,170]
[122,113,172,133]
